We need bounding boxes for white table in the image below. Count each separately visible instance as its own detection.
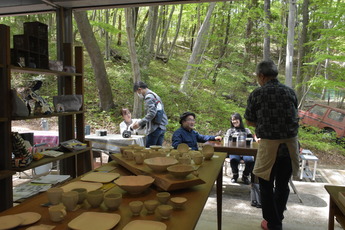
[85,134,145,152]
[300,154,319,181]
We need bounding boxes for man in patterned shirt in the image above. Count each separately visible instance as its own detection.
[244,60,299,230]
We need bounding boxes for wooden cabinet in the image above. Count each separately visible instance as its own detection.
[0,24,92,211]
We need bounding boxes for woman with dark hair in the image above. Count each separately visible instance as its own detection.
[119,108,145,135]
[225,113,255,184]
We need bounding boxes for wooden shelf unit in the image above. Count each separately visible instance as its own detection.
[0,24,92,211]
[0,170,15,180]
[11,147,92,172]
[11,111,85,120]
[10,65,82,76]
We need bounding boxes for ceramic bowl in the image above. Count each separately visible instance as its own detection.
[202,144,214,153]
[144,157,178,173]
[177,143,190,153]
[114,175,155,194]
[203,151,214,160]
[202,144,214,160]
[170,197,187,209]
[167,164,195,178]
[150,145,162,151]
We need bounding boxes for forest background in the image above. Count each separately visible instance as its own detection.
[1,0,345,166]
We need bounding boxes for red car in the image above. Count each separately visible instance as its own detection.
[298,104,345,138]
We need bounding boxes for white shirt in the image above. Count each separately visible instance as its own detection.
[119,119,146,135]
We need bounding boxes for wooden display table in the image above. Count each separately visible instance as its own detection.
[0,153,226,230]
[325,185,345,230]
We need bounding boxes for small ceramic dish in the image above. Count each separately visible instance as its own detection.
[170,197,187,209]
[150,145,162,151]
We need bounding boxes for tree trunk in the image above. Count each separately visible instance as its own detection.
[73,11,115,111]
[244,0,256,65]
[285,0,296,87]
[213,2,231,83]
[135,9,149,42]
[263,0,271,60]
[156,5,175,56]
[140,6,159,69]
[117,13,122,46]
[180,2,216,93]
[296,0,309,102]
[125,8,142,117]
[154,6,164,58]
[105,9,110,60]
[110,9,118,46]
[167,5,183,61]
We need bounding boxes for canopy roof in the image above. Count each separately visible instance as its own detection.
[0,0,228,16]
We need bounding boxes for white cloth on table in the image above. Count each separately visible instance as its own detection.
[85,134,145,153]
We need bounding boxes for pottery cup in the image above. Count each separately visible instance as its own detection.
[86,190,104,208]
[61,191,79,211]
[156,192,171,204]
[134,152,144,164]
[71,188,87,204]
[178,156,191,165]
[47,187,64,205]
[144,199,159,214]
[157,204,173,219]
[104,193,122,211]
[192,154,204,165]
[49,204,66,222]
[129,200,143,216]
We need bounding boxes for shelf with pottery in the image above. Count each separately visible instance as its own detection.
[0,170,16,180]
[11,147,92,172]
[0,23,91,211]
[11,111,85,121]
[0,117,8,122]
[10,65,82,77]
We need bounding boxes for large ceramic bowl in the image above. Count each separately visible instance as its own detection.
[144,157,178,173]
[167,164,195,178]
[114,175,154,194]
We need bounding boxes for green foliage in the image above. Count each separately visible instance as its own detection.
[89,20,123,35]
[299,126,345,156]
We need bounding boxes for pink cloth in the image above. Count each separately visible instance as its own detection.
[33,131,59,147]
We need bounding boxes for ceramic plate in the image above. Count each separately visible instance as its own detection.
[81,172,120,183]
[61,181,103,192]
[15,212,41,226]
[68,212,121,230]
[94,165,116,172]
[123,220,167,230]
[0,215,23,230]
[26,224,55,230]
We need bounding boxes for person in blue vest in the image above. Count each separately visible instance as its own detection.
[172,112,222,150]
